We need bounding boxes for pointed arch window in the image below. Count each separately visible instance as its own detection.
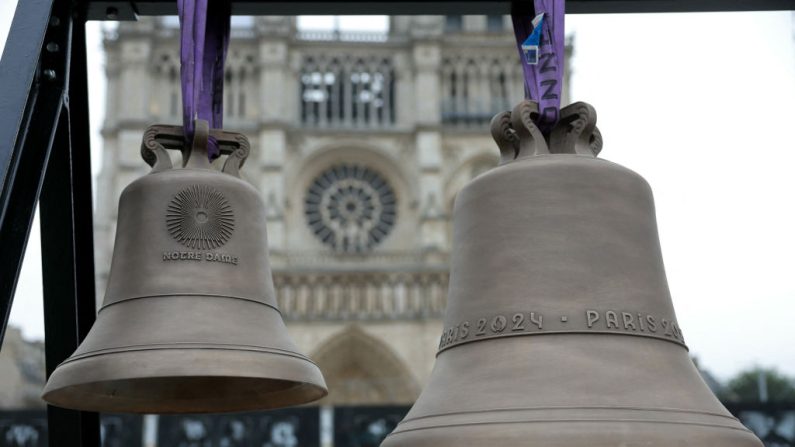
[301,55,395,128]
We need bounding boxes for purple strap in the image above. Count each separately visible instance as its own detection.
[177,0,231,159]
[512,0,566,134]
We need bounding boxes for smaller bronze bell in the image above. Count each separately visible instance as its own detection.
[42,121,327,413]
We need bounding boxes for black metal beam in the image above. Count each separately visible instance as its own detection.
[38,1,102,445]
[40,113,100,447]
[0,0,60,346]
[85,0,795,19]
[67,6,99,343]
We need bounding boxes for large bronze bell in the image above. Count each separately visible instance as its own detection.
[382,101,762,446]
[42,121,327,413]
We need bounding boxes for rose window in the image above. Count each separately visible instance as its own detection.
[305,165,397,253]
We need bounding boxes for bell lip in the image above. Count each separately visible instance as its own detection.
[41,347,328,414]
[386,405,753,436]
[386,337,758,444]
[381,420,763,447]
[42,379,328,414]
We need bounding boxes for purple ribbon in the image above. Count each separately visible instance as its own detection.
[512,0,566,134]
[177,0,231,159]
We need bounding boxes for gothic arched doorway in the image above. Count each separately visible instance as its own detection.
[311,326,420,405]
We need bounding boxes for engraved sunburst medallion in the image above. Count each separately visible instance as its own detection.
[166,185,235,249]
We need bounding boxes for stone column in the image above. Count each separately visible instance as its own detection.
[94,42,119,301]
[463,15,487,33]
[116,23,153,122]
[95,21,156,305]
[411,30,448,260]
[256,17,294,256]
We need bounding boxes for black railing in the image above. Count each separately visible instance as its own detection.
[0,412,140,447]
[726,403,795,447]
[2,404,794,447]
[0,407,414,447]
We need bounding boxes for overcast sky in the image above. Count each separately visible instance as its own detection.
[1,4,793,381]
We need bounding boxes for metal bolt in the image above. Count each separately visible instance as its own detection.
[49,16,60,27]
[106,7,119,20]
[43,69,56,81]
[46,42,59,52]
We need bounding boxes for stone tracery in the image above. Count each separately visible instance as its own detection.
[305,164,397,253]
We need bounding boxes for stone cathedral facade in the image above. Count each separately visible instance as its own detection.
[95,15,570,406]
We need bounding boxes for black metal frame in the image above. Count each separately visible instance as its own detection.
[0,0,102,445]
[0,1,793,446]
[83,0,795,19]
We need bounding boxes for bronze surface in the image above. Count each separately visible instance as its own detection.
[382,102,762,446]
[42,121,327,413]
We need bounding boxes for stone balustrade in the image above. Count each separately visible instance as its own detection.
[296,30,390,43]
[272,270,449,321]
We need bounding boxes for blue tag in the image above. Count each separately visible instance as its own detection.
[522,46,539,64]
[521,13,545,65]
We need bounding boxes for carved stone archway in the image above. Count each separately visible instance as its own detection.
[311,326,420,405]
